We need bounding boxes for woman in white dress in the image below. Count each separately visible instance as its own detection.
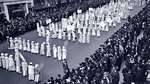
[35,42,39,54]
[72,31,76,42]
[8,54,15,71]
[97,28,101,37]
[27,40,31,52]
[9,37,14,50]
[31,41,34,53]
[58,28,62,39]
[100,20,106,31]
[53,45,57,59]
[5,53,9,70]
[1,53,5,68]
[46,44,51,57]
[57,46,62,60]
[18,38,22,50]
[79,32,82,43]
[62,46,67,60]
[40,42,45,55]
[105,22,109,32]
[67,31,71,41]
[87,33,90,44]
[62,31,66,40]
[22,39,27,51]
[91,23,96,36]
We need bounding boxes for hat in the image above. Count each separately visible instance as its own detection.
[1,53,4,55]
[9,54,13,57]
[35,64,39,68]
[5,53,8,56]
[29,62,32,65]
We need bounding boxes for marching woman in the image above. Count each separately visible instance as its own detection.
[27,40,31,52]
[40,42,45,55]
[22,39,27,51]
[72,31,76,42]
[18,38,22,50]
[53,45,57,59]
[91,22,96,36]
[5,53,9,70]
[46,44,51,57]
[35,42,39,54]
[31,41,35,53]
[57,46,62,61]
[62,46,67,60]
[8,37,14,50]
[58,28,62,40]
[8,54,15,71]
[87,33,90,44]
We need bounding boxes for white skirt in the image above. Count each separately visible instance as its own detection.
[97,30,101,37]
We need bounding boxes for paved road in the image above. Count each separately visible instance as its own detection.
[0,4,145,84]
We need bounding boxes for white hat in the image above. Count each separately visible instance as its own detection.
[5,53,8,56]
[77,10,82,14]
[1,53,4,55]
[9,54,13,57]
[29,62,32,64]
[35,64,39,68]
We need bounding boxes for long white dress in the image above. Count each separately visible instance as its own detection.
[40,43,45,55]
[5,55,9,70]
[82,34,86,44]
[9,38,14,50]
[58,29,62,39]
[28,65,35,80]
[100,21,106,31]
[62,47,67,60]
[87,34,90,44]
[46,44,51,57]
[67,32,71,41]
[15,57,21,73]
[46,30,50,44]
[22,61,28,76]
[97,29,101,37]
[91,24,96,36]
[8,56,15,71]
[1,54,5,68]
[18,39,22,50]
[27,41,31,52]
[62,31,66,40]
[53,46,57,58]
[35,43,39,54]
[57,46,62,61]
[72,32,76,42]
[41,26,45,37]
[31,42,35,53]
[22,39,27,51]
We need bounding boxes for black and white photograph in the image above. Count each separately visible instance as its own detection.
[0,0,150,84]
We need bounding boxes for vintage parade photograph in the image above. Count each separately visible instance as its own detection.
[0,0,150,84]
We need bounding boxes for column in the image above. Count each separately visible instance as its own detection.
[3,4,9,21]
[25,3,29,16]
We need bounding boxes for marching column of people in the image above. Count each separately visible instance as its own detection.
[8,37,67,61]
[0,49,43,83]
[37,0,140,45]
[45,1,150,84]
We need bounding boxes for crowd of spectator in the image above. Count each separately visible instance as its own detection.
[44,1,150,84]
